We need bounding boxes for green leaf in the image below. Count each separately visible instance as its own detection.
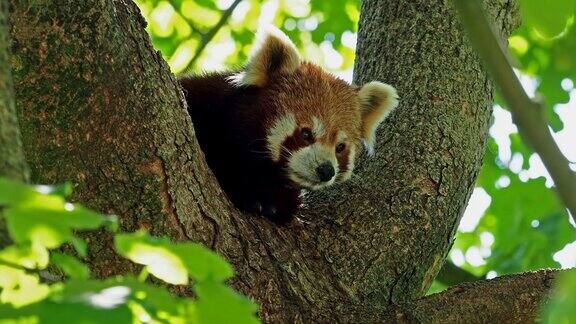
[71,237,88,258]
[0,269,50,307]
[0,177,109,250]
[0,179,72,207]
[425,280,447,295]
[173,243,234,282]
[115,233,188,284]
[5,205,106,249]
[0,244,49,270]
[55,277,192,321]
[0,245,50,307]
[50,252,90,280]
[541,270,576,323]
[39,183,74,199]
[0,178,39,205]
[0,289,132,324]
[115,232,233,284]
[519,0,575,38]
[195,281,259,324]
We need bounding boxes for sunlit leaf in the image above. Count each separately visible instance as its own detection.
[115,232,233,284]
[115,232,188,284]
[0,270,50,307]
[0,244,49,270]
[541,270,576,323]
[5,206,106,249]
[519,0,575,38]
[0,178,40,205]
[195,280,259,324]
[0,284,132,323]
[173,243,234,282]
[50,252,90,280]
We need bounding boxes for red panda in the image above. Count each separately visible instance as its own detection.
[179,27,398,223]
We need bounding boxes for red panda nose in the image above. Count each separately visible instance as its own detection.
[316,163,335,182]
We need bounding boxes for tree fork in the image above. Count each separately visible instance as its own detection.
[8,0,551,322]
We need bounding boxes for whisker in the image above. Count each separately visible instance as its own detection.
[280,146,293,158]
[247,138,268,146]
[250,150,270,155]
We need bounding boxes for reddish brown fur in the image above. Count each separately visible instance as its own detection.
[260,62,363,146]
[178,28,396,223]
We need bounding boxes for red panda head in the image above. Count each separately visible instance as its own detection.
[231,26,398,190]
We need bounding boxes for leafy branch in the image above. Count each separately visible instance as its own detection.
[0,177,259,323]
[452,0,576,221]
[182,0,245,73]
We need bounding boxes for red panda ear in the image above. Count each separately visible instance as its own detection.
[358,82,399,154]
[234,26,300,87]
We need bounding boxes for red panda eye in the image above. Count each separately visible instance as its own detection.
[336,143,346,153]
[300,128,313,141]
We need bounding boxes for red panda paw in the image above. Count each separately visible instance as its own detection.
[239,199,289,224]
[262,203,293,225]
[261,204,277,218]
[246,200,263,214]
[233,188,301,225]
[262,189,302,225]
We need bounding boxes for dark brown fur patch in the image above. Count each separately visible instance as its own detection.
[337,148,350,174]
[267,43,285,73]
[278,129,310,164]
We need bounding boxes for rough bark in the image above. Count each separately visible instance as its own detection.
[0,1,29,248]
[397,269,558,323]
[10,0,230,278]
[305,0,520,312]
[7,0,537,322]
[0,2,28,182]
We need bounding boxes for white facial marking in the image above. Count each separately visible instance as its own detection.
[340,145,356,182]
[267,113,297,161]
[337,130,347,144]
[287,142,338,190]
[312,117,326,137]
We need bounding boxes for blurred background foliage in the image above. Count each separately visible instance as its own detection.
[135,0,358,78]
[134,0,575,295]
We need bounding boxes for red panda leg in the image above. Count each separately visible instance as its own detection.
[260,186,302,224]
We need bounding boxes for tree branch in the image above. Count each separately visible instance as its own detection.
[395,269,559,323]
[183,0,244,73]
[452,0,576,221]
[168,1,204,37]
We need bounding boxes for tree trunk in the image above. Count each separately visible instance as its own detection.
[8,0,555,322]
[320,0,520,309]
[0,1,29,247]
[0,1,28,182]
